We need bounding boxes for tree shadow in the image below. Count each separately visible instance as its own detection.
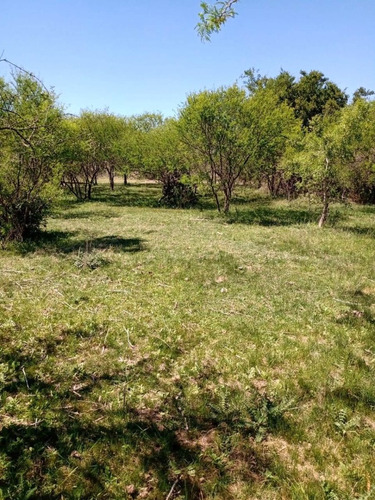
[94,183,162,208]
[53,209,119,220]
[338,226,375,239]
[15,231,146,255]
[0,402,271,499]
[336,289,375,328]
[223,206,321,226]
[0,360,272,499]
[224,206,346,227]
[0,336,279,499]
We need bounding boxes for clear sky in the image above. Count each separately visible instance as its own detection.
[1,1,374,117]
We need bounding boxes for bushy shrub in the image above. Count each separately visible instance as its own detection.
[0,72,62,242]
[159,170,198,208]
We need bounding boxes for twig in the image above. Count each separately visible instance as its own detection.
[0,58,50,93]
[156,280,172,288]
[21,366,30,389]
[152,335,172,349]
[126,328,135,349]
[332,298,360,306]
[166,478,179,500]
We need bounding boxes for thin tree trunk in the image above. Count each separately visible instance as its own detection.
[209,170,221,212]
[223,188,231,214]
[123,173,128,185]
[319,159,330,227]
[109,166,115,191]
[318,191,329,227]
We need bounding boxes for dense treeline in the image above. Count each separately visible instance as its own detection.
[0,63,374,241]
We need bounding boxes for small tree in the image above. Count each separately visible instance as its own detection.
[287,113,351,227]
[78,111,131,191]
[179,86,251,213]
[0,71,62,241]
[245,87,302,197]
[137,118,197,207]
[339,100,375,204]
[60,118,102,201]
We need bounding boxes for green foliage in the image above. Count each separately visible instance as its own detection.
[285,99,375,224]
[338,100,375,203]
[0,72,62,241]
[60,111,135,199]
[196,0,239,41]
[292,70,348,128]
[244,68,348,129]
[179,85,252,213]
[246,86,302,196]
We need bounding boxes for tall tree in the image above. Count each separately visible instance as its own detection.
[243,69,348,130]
[291,70,348,129]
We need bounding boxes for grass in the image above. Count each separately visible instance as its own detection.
[0,181,375,499]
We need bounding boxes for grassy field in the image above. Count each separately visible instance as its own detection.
[0,181,375,499]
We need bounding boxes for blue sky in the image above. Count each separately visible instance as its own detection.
[1,0,374,117]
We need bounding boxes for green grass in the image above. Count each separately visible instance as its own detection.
[1,181,375,499]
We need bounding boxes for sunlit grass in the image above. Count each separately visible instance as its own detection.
[0,181,374,499]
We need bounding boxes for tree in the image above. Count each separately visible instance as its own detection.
[135,118,198,207]
[79,111,130,191]
[352,87,375,103]
[59,117,102,201]
[338,99,375,203]
[196,0,239,40]
[292,71,348,129]
[286,110,355,226]
[243,69,348,130]
[0,71,62,241]
[179,86,251,213]
[245,86,301,197]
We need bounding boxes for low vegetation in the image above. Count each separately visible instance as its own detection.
[1,182,374,499]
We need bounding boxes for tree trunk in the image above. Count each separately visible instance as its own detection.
[223,188,231,214]
[319,159,331,227]
[123,173,128,185]
[318,192,329,227]
[209,174,221,212]
[109,166,115,191]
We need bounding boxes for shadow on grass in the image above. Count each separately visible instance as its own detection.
[336,289,375,329]
[0,404,271,500]
[94,183,162,208]
[53,209,119,220]
[223,206,346,227]
[16,231,145,255]
[0,337,278,499]
[0,371,271,499]
[224,206,319,226]
[338,226,375,239]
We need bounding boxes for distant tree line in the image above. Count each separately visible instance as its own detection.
[0,60,374,241]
